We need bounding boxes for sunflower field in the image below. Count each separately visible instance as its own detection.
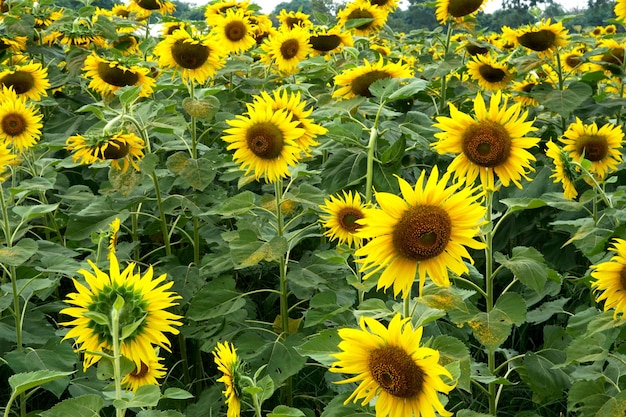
[2,0,626,416]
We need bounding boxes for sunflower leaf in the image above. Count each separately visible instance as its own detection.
[120,315,146,341]
[39,394,104,417]
[9,370,75,398]
[82,311,110,327]
[0,239,38,267]
[343,17,373,30]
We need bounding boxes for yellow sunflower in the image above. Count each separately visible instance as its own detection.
[545,140,578,200]
[503,19,569,57]
[337,0,388,37]
[60,253,183,371]
[330,314,455,417]
[277,9,313,30]
[252,89,326,155]
[433,91,539,190]
[466,53,512,91]
[213,341,242,417]
[161,21,188,37]
[122,355,167,392]
[591,239,626,319]
[82,54,155,98]
[616,0,626,21]
[210,8,256,55]
[0,141,18,180]
[222,103,305,183]
[0,62,50,102]
[558,118,624,182]
[354,166,485,297]
[435,0,486,24]
[0,35,27,54]
[0,86,43,152]
[370,0,399,13]
[590,26,604,37]
[108,217,121,257]
[205,0,251,26]
[128,0,175,15]
[261,26,311,75]
[511,75,539,107]
[309,26,354,57]
[604,24,617,35]
[154,30,226,84]
[593,38,624,75]
[333,58,413,100]
[319,190,368,248]
[65,131,146,173]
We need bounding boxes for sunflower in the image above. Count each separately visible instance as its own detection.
[122,355,167,392]
[604,24,617,35]
[161,21,188,37]
[309,27,353,56]
[593,39,624,75]
[0,62,50,101]
[433,91,539,190]
[435,0,486,24]
[354,166,485,297]
[330,314,455,417]
[128,0,175,15]
[154,30,226,84]
[260,26,311,75]
[0,35,27,54]
[333,58,413,100]
[54,19,108,49]
[65,131,146,173]
[277,9,313,29]
[590,26,604,37]
[616,0,626,21]
[82,54,155,98]
[252,89,326,155]
[222,103,305,183]
[319,190,368,248]
[503,19,569,57]
[213,341,242,417]
[205,0,251,26]
[466,53,512,91]
[337,0,388,37]
[0,87,43,152]
[210,8,256,55]
[591,239,626,318]
[108,217,121,257]
[511,75,540,107]
[558,118,624,182]
[0,141,18,180]
[545,141,578,200]
[370,0,399,13]
[60,253,183,370]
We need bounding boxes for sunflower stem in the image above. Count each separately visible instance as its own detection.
[439,22,454,113]
[403,295,411,319]
[484,189,498,416]
[111,296,126,417]
[151,171,172,257]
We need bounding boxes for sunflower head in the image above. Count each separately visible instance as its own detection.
[213,341,243,417]
[277,9,313,29]
[65,131,146,173]
[337,0,389,37]
[545,140,578,200]
[320,190,368,248]
[333,58,413,100]
[466,53,512,91]
[83,54,155,97]
[509,19,569,56]
[0,86,44,152]
[0,62,50,101]
[435,0,485,23]
[121,355,167,392]
[591,239,626,319]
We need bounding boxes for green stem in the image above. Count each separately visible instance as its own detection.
[364,122,378,204]
[151,171,172,256]
[0,188,22,351]
[403,295,410,319]
[111,299,125,417]
[484,190,497,416]
[439,22,454,113]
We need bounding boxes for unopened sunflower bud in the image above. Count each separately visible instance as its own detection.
[182,96,220,120]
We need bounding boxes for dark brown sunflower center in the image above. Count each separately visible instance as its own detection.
[339,208,364,233]
[478,64,506,83]
[246,122,284,160]
[347,10,374,30]
[578,134,608,162]
[351,70,391,97]
[225,21,246,42]
[0,71,34,95]
[522,82,536,93]
[448,0,484,17]
[97,62,139,87]
[620,267,626,291]
[135,0,161,10]
[172,40,210,69]
[368,346,424,398]
[166,25,182,35]
[606,27,616,34]
[392,204,451,261]
[0,39,9,51]
[462,120,511,167]
[103,139,130,159]
[370,0,389,5]
[310,34,342,52]
[517,30,556,51]
[602,48,624,66]
[466,44,489,56]
[131,361,149,378]
[280,39,300,59]
[592,28,603,36]
[2,113,26,136]
[285,17,303,29]
[565,54,582,68]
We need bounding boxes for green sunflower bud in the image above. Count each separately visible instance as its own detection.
[182,96,220,120]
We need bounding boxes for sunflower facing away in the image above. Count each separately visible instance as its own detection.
[65,131,146,173]
[435,0,486,24]
[337,0,388,37]
[222,103,305,183]
[0,62,50,101]
[354,166,486,297]
[433,91,539,190]
[210,8,256,55]
[545,140,579,200]
[213,341,242,417]
[261,26,312,75]
[466,53,513,91]
[82,54,156,97]
[121,354,167,392]
[558,118,623,182]
[319,190,368,248]
[502,19,569,56]
[333,58,413,100]
[60,252,183,370]
[330,314,455,417]
[0,86,44,152]
[591,239,626,319]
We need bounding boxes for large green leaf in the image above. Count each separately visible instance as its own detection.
[267,405,306,417]
[263,337,307,385]
[568,380,610,417]
[39,394,104,417]
[294,329,341,366]
[594,388,626,417]
[532,81,592,117]
[521,351,570,403]
[494,246,548,293]
[432,335,471,392]
[9,370,75,398]
[186,275,245,321]
[0,238,38,266]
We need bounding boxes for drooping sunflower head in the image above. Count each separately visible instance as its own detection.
[0,61,50,101]
[260,26,312,75]
[505,19,569,56]
[309,26,354,56]
[319,190,368,248]
[60,253,183,370]
[433,90,539,190]
[594,39,625,75]
[466,53,512,91]
[65,131,146,173]
[277,9,313,30]
[331,314,455,417]
[0,35,27,54]
[333,58,413,100]
[82,53,156,98]
[558,118,624,182]
[545,140,579,200]
[121,354,167,392]
[435,0,485,24]
[337,0,389,37]
[213,341,243,417]
[55,18,108,49]
[0,86,44,152]
[591,238,626,319]
[128,0,175,15]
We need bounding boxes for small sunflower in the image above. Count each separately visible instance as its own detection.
[435,0,486,24]
[122,355,167,392]
[154,30,226,84]
[616,0,626,21]
[277,9,313,30]
[545,140,578,200]
[309,26,354,57]
[0,141,18,179]
[222,103,305,183]
[590,26,604,37]
[604,24,617,35]
[0,87,44,152]
[82,54,155,98]
[466,53,512,91]
[0,35,27,54]
[128,0,175,15]
[213,341,242,417]
[330,314,455,417]
[591,239,626,319]
[161,21,188,37]
[370,0,399,13]
[558,118,624,182]
[333,58,413,100]
[503,19,569,57]
[337,0,388,37]
[0,62,50,101]
[511,75,540,107]
[210,8,256,55]
[108,217,121,257]
[66,131,146,173]
[594,39,625,75]
[319,190,368,248]
[205,0,251,26]
[433,91,539,190]
[60,253,183,370]
[261,26,311,75]
[354,166,486,297]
